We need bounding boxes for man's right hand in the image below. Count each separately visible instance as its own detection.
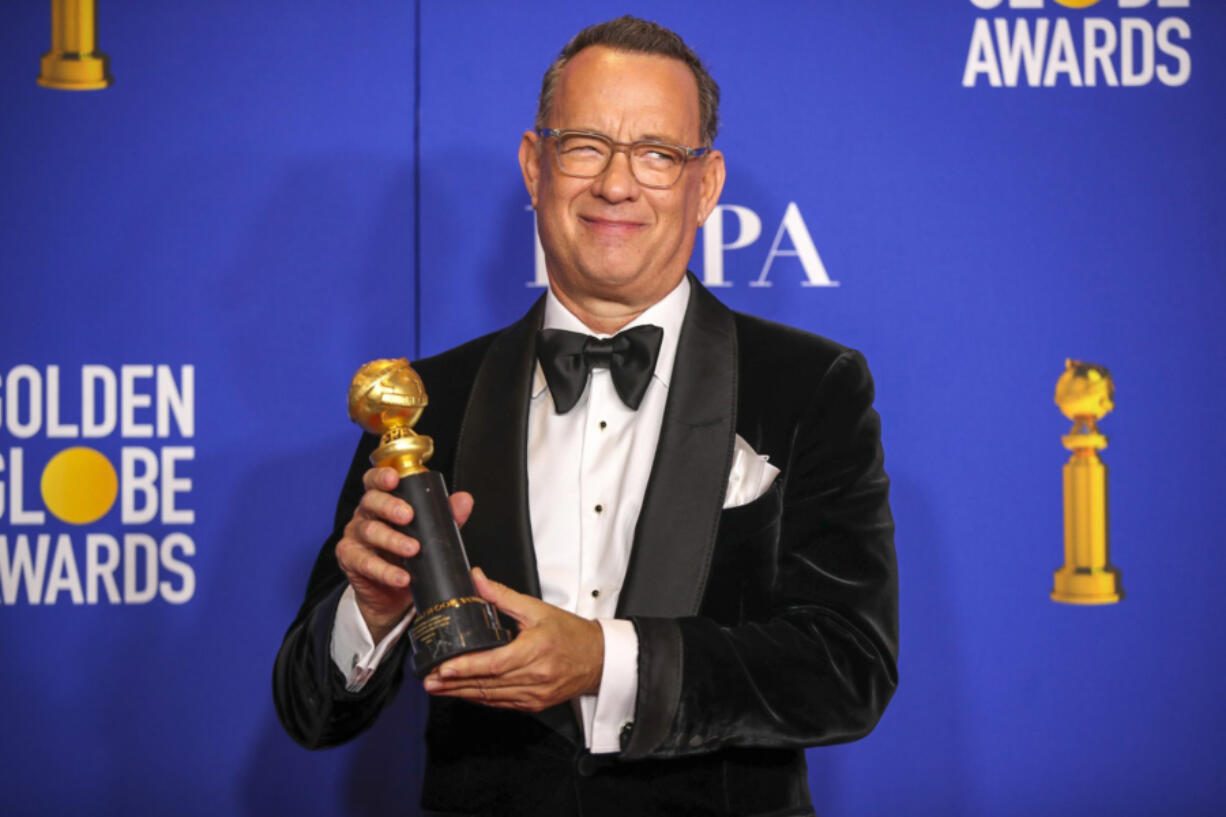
[336,466,475,643]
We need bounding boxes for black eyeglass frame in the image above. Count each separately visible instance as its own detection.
[535,128,710,189]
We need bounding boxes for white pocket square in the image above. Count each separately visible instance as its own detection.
[723,434,781,509]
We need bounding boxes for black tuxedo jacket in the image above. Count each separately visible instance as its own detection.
[274,278,898,817]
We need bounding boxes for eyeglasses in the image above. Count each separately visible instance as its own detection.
[536,129,709,189]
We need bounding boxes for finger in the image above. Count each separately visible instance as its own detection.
[426,671,541,695]
[424,657,544,694]
[352,517,419,559]
[424,684,546,711]
[358,488,413,526]
[472,567,540,628]
[431,633,533,682]
[449,491,474,527]
[361,466,401,493]
[339,539,411,588]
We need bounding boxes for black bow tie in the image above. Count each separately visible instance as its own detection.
[536,325,664,413]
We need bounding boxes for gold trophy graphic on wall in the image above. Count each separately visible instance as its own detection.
[1052,360,1123,604]
[38,0,111,90]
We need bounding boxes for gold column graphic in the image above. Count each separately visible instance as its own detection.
[38,0,111,90]
[1052,360,1123,604]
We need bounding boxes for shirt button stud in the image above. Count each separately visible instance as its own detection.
[594,504,603,514]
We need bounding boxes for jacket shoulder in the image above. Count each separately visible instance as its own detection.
[732,310,854,374]
[729,310,879,444]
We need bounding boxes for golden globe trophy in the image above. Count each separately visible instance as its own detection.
[348,358,512,676]
[38,0,112,91]
[1052,359,1123,604]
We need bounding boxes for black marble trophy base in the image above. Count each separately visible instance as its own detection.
[392,469,513,677]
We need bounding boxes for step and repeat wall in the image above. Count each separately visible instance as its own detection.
[2,2,1223,815]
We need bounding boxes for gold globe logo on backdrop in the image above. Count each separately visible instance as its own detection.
[40,446,119,525]
[1052,360,1123,605]
[38,0,111,91]
[962,0,1192,88]
[0,365,196,607]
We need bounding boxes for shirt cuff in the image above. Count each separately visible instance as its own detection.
[585,618,639,754]
[329,584,413,693]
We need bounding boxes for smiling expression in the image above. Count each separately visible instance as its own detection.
[519,45,725,323]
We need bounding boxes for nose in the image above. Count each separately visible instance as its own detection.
[589,147,640,203]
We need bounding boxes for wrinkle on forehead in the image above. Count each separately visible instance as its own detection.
[550,46,702,147]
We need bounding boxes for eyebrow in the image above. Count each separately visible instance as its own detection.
[635,132,683,144]
[566,127,686,145]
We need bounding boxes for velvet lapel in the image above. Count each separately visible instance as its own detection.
[452,296,545,600]
[616,276,738,618]
[451,297,584,746]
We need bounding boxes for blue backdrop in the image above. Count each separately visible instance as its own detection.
[2,2,1224,815]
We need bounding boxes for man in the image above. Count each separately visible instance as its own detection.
[274,16,897,817]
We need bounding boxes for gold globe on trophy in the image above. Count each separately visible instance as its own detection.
[348,358,512,675]
[348,358,433,475]
[1052,359,1123,604]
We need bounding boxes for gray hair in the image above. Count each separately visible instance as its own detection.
[534,16,721,147]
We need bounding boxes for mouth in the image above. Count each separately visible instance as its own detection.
[579,215,647,236]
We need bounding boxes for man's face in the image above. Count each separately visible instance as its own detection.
[520,45,725,315]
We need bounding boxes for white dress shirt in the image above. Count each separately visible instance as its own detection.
[331,276,692,755]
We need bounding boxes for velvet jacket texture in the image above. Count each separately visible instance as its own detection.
[273,278,899,817]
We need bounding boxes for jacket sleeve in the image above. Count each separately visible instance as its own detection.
[271,432,414,749]
[623,350,898,759]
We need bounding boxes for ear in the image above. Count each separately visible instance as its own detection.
[695,149,726,226]
[519,130,542,208]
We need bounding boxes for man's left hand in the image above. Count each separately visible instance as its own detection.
[423,567,604,712]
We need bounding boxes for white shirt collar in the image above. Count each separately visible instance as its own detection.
[532,275,691,398]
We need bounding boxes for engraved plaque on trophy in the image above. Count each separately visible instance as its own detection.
[348,358,513,676]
